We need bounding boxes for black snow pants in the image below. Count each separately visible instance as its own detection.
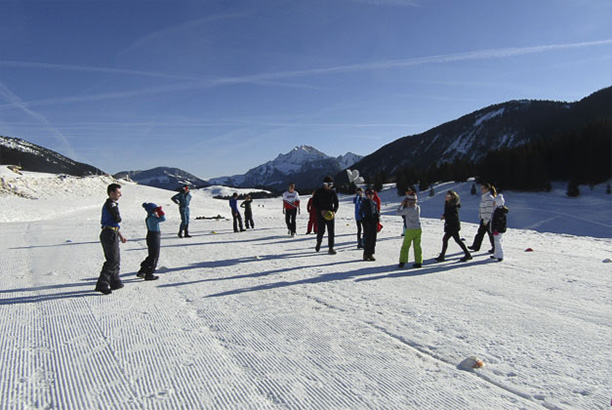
[97,228,121,288]
[139,231,161,274]
[362,219,377,256]
[316,212,335,250]
[470,219,494,251]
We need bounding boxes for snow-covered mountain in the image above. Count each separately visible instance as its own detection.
[0,136,104,176]
[209,145,363,191]
[114,167,209,191]
[346,86,611,183]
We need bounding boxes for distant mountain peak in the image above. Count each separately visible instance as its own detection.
[209,146,363,190]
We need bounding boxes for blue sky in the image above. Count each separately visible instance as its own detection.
[1,0,611,179]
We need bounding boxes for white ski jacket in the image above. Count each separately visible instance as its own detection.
[397,204,421,229]
[478,193,496,224]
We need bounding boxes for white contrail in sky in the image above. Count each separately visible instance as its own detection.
[0,81,77,159]
[0,39,610,109]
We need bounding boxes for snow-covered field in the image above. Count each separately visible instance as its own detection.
[1,167,611,409]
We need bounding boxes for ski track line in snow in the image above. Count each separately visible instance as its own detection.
[3,224,278,408]
[2,182,611,409]
[208,239,544,408]
[287,285,548,409]
[9,221,146,409]
[150,235,528,409]
[263,236,608,410]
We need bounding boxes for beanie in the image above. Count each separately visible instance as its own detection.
[142,202,158,213]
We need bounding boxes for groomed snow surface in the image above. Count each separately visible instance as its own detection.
[1,168,611,409]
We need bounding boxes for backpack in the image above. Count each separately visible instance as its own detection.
[493,206,509,233]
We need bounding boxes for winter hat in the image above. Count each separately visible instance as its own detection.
[494,194,505,207]
[142,202,158,213]
[323,175,334,183]
[365,188,375,196]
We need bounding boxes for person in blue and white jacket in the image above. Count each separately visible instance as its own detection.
[137,203,165,280]
[171,185,192,238]
[95,183,127,295]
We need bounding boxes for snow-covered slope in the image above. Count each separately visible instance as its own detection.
[0,135,104,176]
[209,145,363,191]
[0,168,610,409]
[114,166,209,191]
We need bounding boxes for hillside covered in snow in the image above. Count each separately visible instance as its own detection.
[0,167,610,409]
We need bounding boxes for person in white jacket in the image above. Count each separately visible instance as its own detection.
[396,193,423,268]
[469,183,496,253]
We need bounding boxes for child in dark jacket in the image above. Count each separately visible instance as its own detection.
[138,203,165,280]
[436,191,472,262]
[360,189,380,261]
[241,195,254,229]
[490,194,508,262]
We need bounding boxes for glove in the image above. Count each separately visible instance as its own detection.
[493,230,499,236]
[155,206,165,217]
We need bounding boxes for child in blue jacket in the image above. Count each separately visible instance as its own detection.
[138,203,165,280]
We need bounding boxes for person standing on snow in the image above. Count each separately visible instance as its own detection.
[353,187,364,248]
[240,195,255,229]
[372,189,383,233]
[469,183,496,253]
[396,192,423,268]
[360,189,380,261]
[312,176,339,254]
[305,190,318,234]
[95,183,127,295]
[230,193,245,233]
[435,190,472,263]
[137,203,164,281]
[171,185,192,238]
[282,183,300,237]
[490,194,508,262]
[401,186,417,236]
